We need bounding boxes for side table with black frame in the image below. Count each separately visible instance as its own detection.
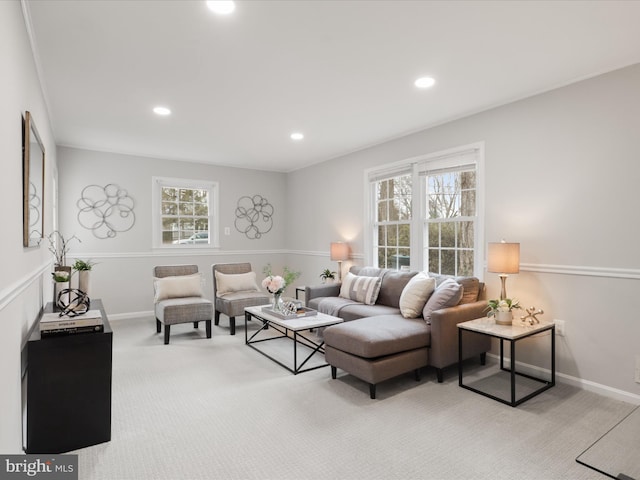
[458,317,555,407]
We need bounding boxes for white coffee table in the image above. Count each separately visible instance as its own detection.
[244,305,343,374]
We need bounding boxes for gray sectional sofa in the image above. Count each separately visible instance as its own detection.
[306,266,491,398]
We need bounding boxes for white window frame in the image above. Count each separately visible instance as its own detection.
[152,176,220,249]
[364,142,485,278]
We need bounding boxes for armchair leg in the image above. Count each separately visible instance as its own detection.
[414,369,421,382]
[206,320,212,338]
[331,366,337,379]
[230,317,236,335]
[369,384,376,399]
[214,310,220,326]
[194,322,199,328]
[480,352,487,365]
[164,325,171,345]
[436,368,443,383]
[156,319,161,333]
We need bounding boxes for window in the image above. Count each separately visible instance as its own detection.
[366,143,484,277]
[152,177,219,248]
[375,174,412,269]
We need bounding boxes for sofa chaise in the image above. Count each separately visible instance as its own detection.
[306,266,490,398]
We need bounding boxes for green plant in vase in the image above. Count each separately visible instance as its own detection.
[320,268,337,283]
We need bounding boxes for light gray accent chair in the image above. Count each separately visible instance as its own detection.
[212,263,270,335]
[153,265,213,345]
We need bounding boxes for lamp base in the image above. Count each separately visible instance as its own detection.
[499,275,508,300]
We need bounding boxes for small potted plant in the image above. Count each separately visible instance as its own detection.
[486,298,522,325]
[52,270,70,309]
[73,259,96,296]
[320,268,337,284]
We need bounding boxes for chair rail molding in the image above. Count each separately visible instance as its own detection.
[0,260,50,312]
[520,263,640,280]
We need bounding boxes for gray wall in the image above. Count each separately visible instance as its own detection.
[57,146,289,314]
[0,1,57,453]
[287,63,640,400]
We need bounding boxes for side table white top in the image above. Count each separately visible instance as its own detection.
[458,317,554,340]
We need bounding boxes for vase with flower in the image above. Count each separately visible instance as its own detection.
[261,264,301,312]
[486,298,522,325]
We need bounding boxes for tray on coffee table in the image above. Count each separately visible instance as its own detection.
[261,306,316,320]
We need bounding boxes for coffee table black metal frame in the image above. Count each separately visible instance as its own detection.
[458,318,555,407]
[244,306,342,375]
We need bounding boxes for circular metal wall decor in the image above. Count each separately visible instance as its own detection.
[77,184,136,239]
[234,194,273,239]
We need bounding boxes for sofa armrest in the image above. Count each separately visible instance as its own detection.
[305,284,341,303]
[428,300,490,370]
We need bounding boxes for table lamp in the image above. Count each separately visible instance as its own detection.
[330,242,349,280]
[487,240,520,300]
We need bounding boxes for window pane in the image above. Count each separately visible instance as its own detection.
[162,202,177,215]
[193,189,208,203]
[387,225,398,246]
[458,221,474,249]
[377,247,386,269]
[378,225,386,246]
[428,223,439,248]
[441,222,455,248]
[162,218,178,230]
[179,189,194,202]
[377,200,388,222]
[441,250,455,275]
[398,224,410,247]
[428,248,439,273]
[162,187,177,201]
[162,231,176,244]
[194,203,208,216]
[458,250,474,276]
[179,219,194,230]
[194,219,209,231]
[179,203,194,215]
[389,200,399,221]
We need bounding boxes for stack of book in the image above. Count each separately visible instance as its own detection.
[40,310,104,337]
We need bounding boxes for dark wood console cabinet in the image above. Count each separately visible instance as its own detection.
[25,299,112,453]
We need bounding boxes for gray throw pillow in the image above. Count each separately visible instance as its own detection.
[422,278,464,322]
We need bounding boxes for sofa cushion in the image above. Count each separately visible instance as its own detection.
[154,273,203,302]
[215,271,260,296]
[429,273,481,304]
[422,278,464,322]
[323,315,431,359]
[339,272,382,305]
[338,303,401,322]
[377,270,417,307]
[399,273,436,318]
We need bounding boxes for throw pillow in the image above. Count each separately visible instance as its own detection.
[422,278,464,322]
[339,272,382,305]
[428,273,480,305]
[154,273,203,302]
[215,271,260,296]
[399,272,436,319]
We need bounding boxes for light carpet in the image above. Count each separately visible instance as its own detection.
[72,316,634,480]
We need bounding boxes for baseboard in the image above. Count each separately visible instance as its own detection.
[486,353,640,405]
[108,310,154,321]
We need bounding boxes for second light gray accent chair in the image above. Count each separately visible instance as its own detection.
[212,263,270,335]
[153,264,213,345]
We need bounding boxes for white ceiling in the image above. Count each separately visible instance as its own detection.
[25,0,640,172]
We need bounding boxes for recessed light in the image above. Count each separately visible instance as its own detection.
[153,106,171,116]
[290,132,304,141]
[414,76,436,89]
[206,1,236,15]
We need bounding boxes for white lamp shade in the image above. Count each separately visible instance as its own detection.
[330,242,349,261]
[487,242,520,274]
